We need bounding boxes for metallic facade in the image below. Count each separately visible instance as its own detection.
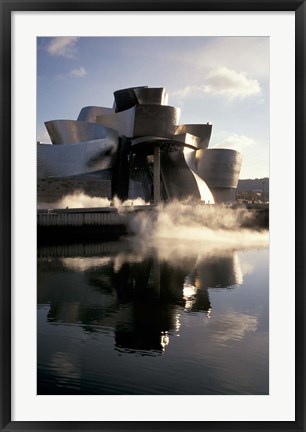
[196,149,243,203]
[96,107,136,137]
[96,105,180,139]
[77,106,115,122]
[37,138,118,178]
[113,86,148,112]
[175,124,212,149]
[134,87,168,106]
[45,120,117,145]
[38,85,242,204]
[133,105,180,138]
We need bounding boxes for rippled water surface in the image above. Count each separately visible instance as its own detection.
[37,240,269,395]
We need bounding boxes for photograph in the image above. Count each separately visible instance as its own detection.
[1,3,304,430]
[36,36,270,396]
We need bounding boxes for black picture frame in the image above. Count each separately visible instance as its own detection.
[1,1,305,431]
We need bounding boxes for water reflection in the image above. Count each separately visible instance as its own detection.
[38,241,245,355]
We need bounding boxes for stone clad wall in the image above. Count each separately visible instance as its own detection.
[37,177,112,203]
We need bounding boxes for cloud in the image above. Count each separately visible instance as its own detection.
[56,66,87,80]
[204,67,261,99]
[173,85,197,99]
[70,66,87,78]
[174,67,261,101]
[211,133,256,152]
[46,37,79,58]
[207,311,258,345]
[198,37,269,81]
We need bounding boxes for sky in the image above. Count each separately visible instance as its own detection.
[37,36,269,179]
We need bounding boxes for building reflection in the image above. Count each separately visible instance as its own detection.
[38,241,244,355]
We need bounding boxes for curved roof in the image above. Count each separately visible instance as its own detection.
[45,120,118,145]
[175,124,212,149]
[77,106,115,122]
[113,86,148,112]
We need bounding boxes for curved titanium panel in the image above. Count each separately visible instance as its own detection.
[183,147,215,204]
[160,150,200,200]
[96,107,135,137]
[97,105,180,139]
[196,148,242,188]
[133,105,180,138]
[175,124,212,149]
[45,120,118,145]
[174,133,201,149]
[77,106,115,122]
[191,171,215,204]
[37,137,118,178]
[114,86,148,112]
[159,150,214,202]
[134,87,168,106]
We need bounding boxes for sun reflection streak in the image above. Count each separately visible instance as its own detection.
[183,277,198,311]
[175,313,181,336]
[160,331,170,351]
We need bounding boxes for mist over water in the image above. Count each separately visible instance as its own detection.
[38,193,269,253]
[37,192,148,209]
[128,199,269,254]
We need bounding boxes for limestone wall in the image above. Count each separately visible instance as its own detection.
[37,177,112,203]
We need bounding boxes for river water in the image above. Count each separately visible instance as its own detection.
[37,238,269,395]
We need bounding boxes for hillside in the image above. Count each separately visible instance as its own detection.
[237,178,269,194]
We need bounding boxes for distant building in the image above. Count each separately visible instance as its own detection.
[236,178,269,203]
[37,86,242,205]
